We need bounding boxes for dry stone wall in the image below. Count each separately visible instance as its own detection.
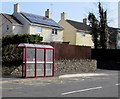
[2,59,97,76]
[55,59,97,75]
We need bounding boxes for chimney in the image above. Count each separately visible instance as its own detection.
[14,3,20,13]
[61,12,67,20]
[83,18,88,25]
[45,9,51,18]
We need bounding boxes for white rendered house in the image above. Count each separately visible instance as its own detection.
[1,3,63,42]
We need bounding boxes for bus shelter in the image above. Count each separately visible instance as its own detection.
[18,43,55,78]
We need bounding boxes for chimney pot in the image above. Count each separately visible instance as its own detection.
[61,12,67,20]
[45,9,51,18]
[14,3,20,13]
[83,18,88,25]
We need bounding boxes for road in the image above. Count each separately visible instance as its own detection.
[1,70,119,97]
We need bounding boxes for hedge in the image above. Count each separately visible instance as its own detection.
[2,34,43,47]
[2,44,22,75]
[2,34,43,75]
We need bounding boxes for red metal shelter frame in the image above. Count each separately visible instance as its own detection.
[18,43,55,78]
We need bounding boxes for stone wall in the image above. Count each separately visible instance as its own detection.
[55,59,97,75]
[2,65,22,76]
[2,59,97,76]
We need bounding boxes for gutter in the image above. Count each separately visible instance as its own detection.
[31,23,64,30]
[77,29,90,33]
[13,24,23,26]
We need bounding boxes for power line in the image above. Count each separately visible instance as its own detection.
[50,3,54,17]
[50,3,53,12]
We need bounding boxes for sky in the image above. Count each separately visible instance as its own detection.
[1,1,119,28]
[118,1,120,47]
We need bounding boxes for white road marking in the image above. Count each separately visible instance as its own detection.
[115,83,120,86]
[61,86,102,96]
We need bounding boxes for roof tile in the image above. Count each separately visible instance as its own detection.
[66,20,90,31]
[2,14,22,25]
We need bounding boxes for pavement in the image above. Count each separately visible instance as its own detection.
[59,72,109,78]
[1,69,118,82]
[1,69,119,97]
[0,69,111,88]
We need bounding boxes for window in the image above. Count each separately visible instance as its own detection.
[118,33,120,40]
[52,29,54,34]
[35,26,42,33]
[7,25,9,30]
[52,29,57,35]
[55,29,57,35]
[81,32,85,37]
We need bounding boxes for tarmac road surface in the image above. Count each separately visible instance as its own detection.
[1,69,119,98]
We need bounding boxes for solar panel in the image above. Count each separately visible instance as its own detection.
[21,12,63,29]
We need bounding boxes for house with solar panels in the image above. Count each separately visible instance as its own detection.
[1,3,63,42]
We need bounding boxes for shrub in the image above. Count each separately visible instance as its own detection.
[2,34,43,47]
[2,44,22,67]
[2,34,43,75]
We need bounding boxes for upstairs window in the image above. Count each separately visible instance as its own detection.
[7,25,9,30]
[55,29,57,35]
[52,29,54,34]
[81,32,85,37]
[35,26,42,33]
[52,29,58,35]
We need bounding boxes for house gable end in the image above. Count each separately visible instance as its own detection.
[66,20,90,32]
[2,14,22,25]
[58,19,77,44]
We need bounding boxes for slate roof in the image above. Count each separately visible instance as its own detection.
[66,20,90,31]
[108,27,119,44]
[20,12,63,29]
[2,14,22,25]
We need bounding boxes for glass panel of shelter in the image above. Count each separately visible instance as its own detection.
[46,49,53,76]
[26,48,36,77]
[46,64,53,76]
[36,48,45,76]
[37,49,44,61]
[37,64,44,76]
[23,48,25,63]
[46,49,53,61]
[22,48,26,77]
[27,48,35,61]
[26,64,35,77]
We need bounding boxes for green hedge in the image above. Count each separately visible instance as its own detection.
[2,44,22,65]
[2,34,43,47]
[2,34,43,75]
[2,44,23,75]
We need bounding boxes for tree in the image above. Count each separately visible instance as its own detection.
[88,2,109,49]
[88,13,100,49]
[98,2,109,49]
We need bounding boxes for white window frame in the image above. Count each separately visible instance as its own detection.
[35,26,42,33]
[52,29,57,35]
[7,25,9,30]
[81,32,85,37]
[52,29,54,34]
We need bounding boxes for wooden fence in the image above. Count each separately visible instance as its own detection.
[40,43,91,60]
